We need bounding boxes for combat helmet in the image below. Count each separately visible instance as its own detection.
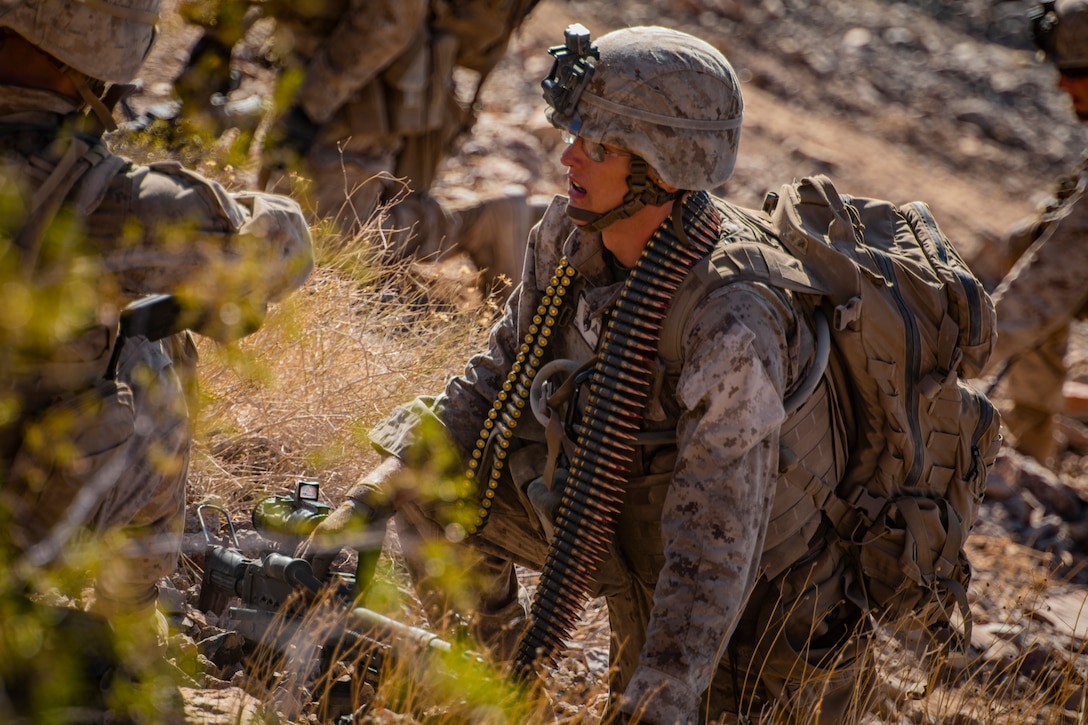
[1032,0,1088,73]
[542,24,743,231]
[0,0,160,84]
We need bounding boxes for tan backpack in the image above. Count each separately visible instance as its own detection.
[661,175,1002,636]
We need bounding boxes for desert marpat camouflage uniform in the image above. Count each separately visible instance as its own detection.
[193,0,539,290]
[980,0,1088,461]
[0,78,313,613]
[370,194,868,724]
[984,158,1088,460]
[318,24,878,725]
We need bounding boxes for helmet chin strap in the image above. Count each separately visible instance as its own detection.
[59,66,117,133]
[566,156,682,232]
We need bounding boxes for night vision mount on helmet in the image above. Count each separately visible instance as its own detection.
[541,23,598,121]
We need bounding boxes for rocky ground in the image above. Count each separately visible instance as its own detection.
[123,0,1088,722]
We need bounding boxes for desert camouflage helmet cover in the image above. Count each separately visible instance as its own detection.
[0,0,160,83]
[542,24,743,191]
[1034,0,1088,71]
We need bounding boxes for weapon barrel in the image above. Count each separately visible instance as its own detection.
[350,607,452,655]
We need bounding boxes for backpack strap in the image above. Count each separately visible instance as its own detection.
[15,134,113,271]
[660,187,869,370]
[659,240,831,368]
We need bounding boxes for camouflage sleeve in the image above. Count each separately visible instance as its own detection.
[368,267,527,461]
[89,159,313,340]
[986,187,1088,372]
[620,283,800,724]
[293,0,429,125]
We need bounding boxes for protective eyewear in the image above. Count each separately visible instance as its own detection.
[560,130,631,162]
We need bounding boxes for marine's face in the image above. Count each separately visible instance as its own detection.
[560,134,632,223]
[1059,72,1088,120]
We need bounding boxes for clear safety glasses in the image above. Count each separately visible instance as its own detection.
[560,130,631,163]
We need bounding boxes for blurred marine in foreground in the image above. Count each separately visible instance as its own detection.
[982,0,1088,462]
[0,0,312,712]
[176,0,540,294]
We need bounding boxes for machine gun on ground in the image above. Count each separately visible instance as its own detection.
[194,483,497,723]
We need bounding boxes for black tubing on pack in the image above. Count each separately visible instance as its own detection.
[512,191,721,681]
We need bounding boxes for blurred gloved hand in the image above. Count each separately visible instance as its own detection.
[296,457,404,590]
[262,104,320,172]
[296,500,370,573]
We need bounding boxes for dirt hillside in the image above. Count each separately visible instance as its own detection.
[449,0,1088,286]
[138,0,1088,282]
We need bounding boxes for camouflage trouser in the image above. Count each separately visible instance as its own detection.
[605,549,874,725]
[93,337,191,616]
[989,220,1069,462]
[989,201,1088,461]
[390,466,873,725]
[993,326,1067,462]
[3,334,195,615]
[391,485,535,662]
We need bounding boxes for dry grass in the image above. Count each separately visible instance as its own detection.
[95,137,1087,725]
[187,221,498,509]
[180,220,1088,724]
[180,218,538,721]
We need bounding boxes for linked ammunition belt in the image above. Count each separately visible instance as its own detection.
[512,190,721,679]
[464,258,579,535]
